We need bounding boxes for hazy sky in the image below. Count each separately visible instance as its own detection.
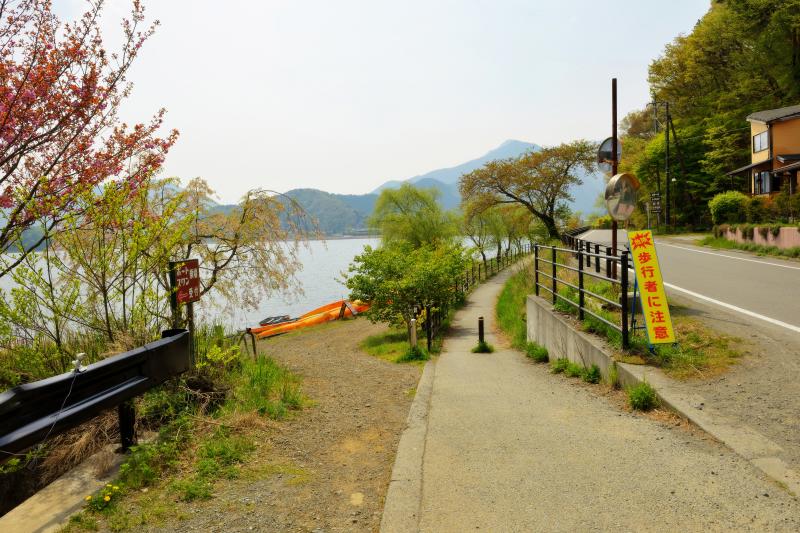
[60,0,709,203]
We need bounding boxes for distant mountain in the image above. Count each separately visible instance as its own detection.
[274,139,606,235]
[373,139,540,192]
[282,189,377,236]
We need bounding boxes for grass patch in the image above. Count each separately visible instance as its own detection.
[360,329,410,363]
[524,342,549,363]
[563,361,584,378]
[64,329,303,532]
[471,340,494,353]
[700,235,800,259]
[627,380,659,411]
[550,357,570,374]
[397,345,430,362]
[496,266,535,349]
[582,364,601,384]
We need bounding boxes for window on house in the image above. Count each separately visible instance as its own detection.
[753,131,769,153]
[754,171,772,194]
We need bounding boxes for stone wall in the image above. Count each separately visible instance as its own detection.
[723,226,800,249]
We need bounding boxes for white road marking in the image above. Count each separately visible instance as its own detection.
[663,281,800,334]
[659,243,800,271]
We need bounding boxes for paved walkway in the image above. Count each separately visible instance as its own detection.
[382,264,800,532]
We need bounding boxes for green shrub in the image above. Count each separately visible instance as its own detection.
[471,340,494,353]
[550,358,570,374]
[746,196,770,224]
[708,191,748,224]
[524,342,549,363]
[582,364,601,384]
[627,380,659,411]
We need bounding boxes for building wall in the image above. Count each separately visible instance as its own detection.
[751,121,770,164]
[771,119,800,166]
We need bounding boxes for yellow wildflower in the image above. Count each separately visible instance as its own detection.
[85,495,92,501]
[103,495,111,502]
[112,486,119,491]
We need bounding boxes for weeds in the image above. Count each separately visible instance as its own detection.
[397,345,430,362]
[550,358,570,374]
[524,342,549,363]
[582,364,601,384]
[627,380,659,411]
[564,361,584,378]
[471,340,494,353]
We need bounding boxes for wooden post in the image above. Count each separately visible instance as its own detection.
[426,306,432,352]
[478,316,485,344]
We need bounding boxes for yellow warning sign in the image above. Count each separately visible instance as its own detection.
[627,230,675,344]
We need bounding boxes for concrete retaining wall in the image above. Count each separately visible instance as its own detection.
[723,226,800,249]
[526,294,637,388]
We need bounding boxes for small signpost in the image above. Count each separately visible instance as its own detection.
[169,259,201,364]
[627,230,675,344]
[649,192,662,214]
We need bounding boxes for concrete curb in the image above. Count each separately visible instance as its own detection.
[0,445,125,533]
[526,293,800,497]
[380,357,436,533]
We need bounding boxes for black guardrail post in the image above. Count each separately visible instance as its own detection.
[578,250,585,321]
[585,241,591,268]
[478,317,485,344]
[119,400,136,451]
[621,251,629,349]
[534,244,540,297]
[595,243,600,274]
[551,246,557,305]
[606,246,612,279]
[426,305,432,352]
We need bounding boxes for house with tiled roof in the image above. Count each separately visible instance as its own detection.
[727,104,800,196]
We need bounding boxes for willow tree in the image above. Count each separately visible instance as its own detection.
[459,140,596,239]
[368,184,458,248]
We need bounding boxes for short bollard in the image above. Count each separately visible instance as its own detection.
[410,318,417,348]
[478,316,485,344]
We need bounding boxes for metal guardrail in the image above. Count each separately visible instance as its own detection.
[533,243,630,349]
[0,329,191,459]
[424,244,531,351]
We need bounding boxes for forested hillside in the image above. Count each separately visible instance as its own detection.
[621,0,800,228]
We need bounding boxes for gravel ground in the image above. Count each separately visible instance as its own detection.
[414,267,800,532]
[153,318,420,533]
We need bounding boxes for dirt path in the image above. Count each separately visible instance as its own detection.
[166,318,420,533]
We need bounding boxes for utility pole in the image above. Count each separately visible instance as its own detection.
[665,101,671,228]
[611,78,618,278]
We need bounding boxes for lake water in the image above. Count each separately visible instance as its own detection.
[207,237,379,329]
[0,238,379,332]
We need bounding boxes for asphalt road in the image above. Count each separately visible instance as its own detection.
[578,229,800,333]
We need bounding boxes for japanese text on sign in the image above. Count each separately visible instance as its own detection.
[627,230,675,344]
[171,259,201,305]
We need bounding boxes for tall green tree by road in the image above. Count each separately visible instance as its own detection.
[459,140,596,239]
[369,184,458,248]
[621,0,800,227]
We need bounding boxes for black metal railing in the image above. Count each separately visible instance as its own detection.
[533,243,630,349]
[425,243,532,351]
[0,330,191,458]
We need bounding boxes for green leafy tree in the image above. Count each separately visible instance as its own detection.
[459,140,595,239]
[368,184,458,248]
[346,243,466,341]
